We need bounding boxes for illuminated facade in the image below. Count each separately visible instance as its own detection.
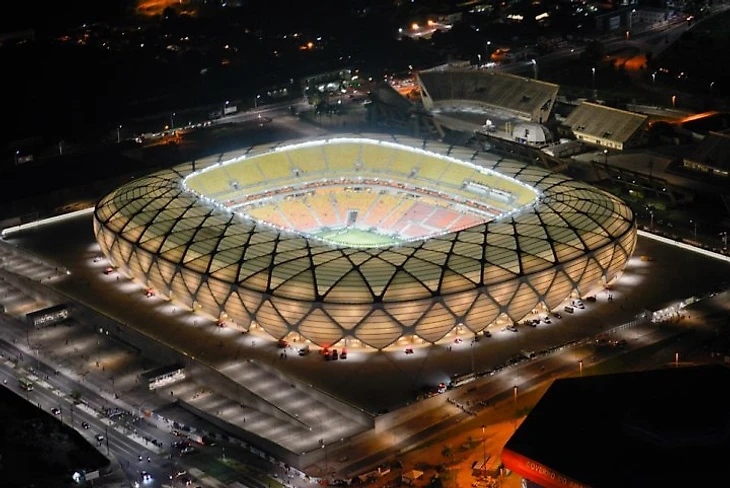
[94,135,636,349]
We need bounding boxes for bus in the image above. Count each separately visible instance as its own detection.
[18,377,34,391]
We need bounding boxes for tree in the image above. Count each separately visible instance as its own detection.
[441,445,453,461]
[582,40,605,62]
[70,390,82,403]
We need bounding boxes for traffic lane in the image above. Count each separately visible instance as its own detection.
[0,325,227,487]
[337,324,684,477]
[0,341,164,446]
[0,347,173,487]
[0,333,172,451]
[0,359,154,458]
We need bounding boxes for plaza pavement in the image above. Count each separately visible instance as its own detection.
[3,209,730,478]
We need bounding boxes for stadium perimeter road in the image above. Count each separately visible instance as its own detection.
[4,209,730,414]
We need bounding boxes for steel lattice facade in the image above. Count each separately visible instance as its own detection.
[93,135,636,349]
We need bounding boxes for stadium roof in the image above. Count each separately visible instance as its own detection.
[94,134,636,347]
[564,102,647,146]
[685,131,730,171]
[417,69,558,120]
[369,83,417,110]
[503,365,730,488]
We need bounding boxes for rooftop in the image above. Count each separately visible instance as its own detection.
[564,102,647,144]
[503,365,730,488]
[685,131,730,170]
[417,69,558,119]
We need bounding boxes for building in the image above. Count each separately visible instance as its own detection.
[503,365,730,488]
[417,69,559,124]
[682,131,730,177]
[563,102,648,150]
[94,134,636,350]
[633,7,674,25]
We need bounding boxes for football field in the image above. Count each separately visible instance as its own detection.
[314,228,401,248]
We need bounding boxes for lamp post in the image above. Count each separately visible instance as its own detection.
[481,425,486,472]
[170,112,176,130]
[254,94,261,109]
[116,125,122,143]
[477,53,482,66]
[690,219,697,240]
[710,81,715,96]
[674,351,679,368]
[14,150,19,165]
[648,208,654,231]
[720,231,727,251]
[603,148,608,164]
[591,67,596,90]
[652,72,656,85]
[531,59,538,80]
[579,360,583,377]
[671,95,677,108]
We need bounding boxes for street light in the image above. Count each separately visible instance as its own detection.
[652,72,656,85]
[477,53,482,65]
[710,81,715,96]
[530,59,538,80]
[14,150,19,165]
[579,360,583,377]
[603,148,608,164]
[481,425,487,472]
[674,351,679,368]
[170,112,176,130]
[254,94,261,109]
[671,95,677,108]
[649,209,654,231]
[116,125,122,143]
[720,231,727,250]
[591,67,596,90]
[690,219,697,240]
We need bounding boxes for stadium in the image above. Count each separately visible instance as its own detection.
[93,134,637,350]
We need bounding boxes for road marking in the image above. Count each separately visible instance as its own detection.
[77,404,98,417]
[198,477,229,488]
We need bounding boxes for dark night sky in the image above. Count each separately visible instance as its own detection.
[1,0,133,32]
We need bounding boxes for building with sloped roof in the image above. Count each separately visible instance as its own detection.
[503,365,730,488]
[417,69,558,124]
[563,102,648,150]
[683,131,730,177]
[94,134,635,350]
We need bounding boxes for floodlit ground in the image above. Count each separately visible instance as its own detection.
[5,211,730,415]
